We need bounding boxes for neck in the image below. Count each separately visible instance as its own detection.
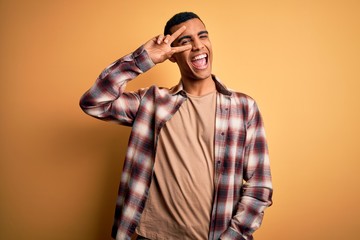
[181,76,216,96]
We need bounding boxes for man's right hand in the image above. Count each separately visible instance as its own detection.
[143,26,192,64]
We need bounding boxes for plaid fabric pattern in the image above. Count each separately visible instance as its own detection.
[80,46,273,240]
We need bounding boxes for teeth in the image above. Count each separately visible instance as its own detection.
[192,54,207,61]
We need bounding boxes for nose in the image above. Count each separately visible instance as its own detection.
[192,38,204,51]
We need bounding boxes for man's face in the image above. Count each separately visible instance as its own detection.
[170,18,213,82]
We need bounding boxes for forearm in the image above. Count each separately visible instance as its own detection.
[79,46,154,123]
[221,185,273,239]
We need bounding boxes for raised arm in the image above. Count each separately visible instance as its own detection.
[79,27,191,125]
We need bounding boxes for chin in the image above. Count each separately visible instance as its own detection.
[194,68,212,80]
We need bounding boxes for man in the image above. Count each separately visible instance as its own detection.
[80,12,272,240]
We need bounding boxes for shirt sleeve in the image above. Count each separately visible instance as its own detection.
[79,46,155,126]
[221,100,273,240]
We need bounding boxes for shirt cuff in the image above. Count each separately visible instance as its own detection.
[132,45,155,73]
[220,227,246,240]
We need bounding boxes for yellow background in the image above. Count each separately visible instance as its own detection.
[1,0,360,239]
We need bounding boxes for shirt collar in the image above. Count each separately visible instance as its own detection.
[169,75,233,96]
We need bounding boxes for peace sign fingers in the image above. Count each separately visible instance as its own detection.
[144,26,190,64]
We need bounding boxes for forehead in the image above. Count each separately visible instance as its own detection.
[170,18,206,35]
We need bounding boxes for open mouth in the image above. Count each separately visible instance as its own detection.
[191,53,208,70]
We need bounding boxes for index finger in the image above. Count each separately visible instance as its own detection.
[168,26,187,44]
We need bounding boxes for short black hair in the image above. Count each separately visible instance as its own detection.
[164,12,204,35]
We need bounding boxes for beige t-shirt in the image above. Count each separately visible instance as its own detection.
[136,91,217,240]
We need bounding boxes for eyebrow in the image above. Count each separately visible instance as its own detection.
[177,30,209,43]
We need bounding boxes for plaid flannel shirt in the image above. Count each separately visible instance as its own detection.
[80,46,273,240]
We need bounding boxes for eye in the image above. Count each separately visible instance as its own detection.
[180,39,191,45]
[199,34,208,39]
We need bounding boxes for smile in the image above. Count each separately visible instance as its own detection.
[191,53,208,70]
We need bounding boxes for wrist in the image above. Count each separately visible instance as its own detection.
[132,45,155,72]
